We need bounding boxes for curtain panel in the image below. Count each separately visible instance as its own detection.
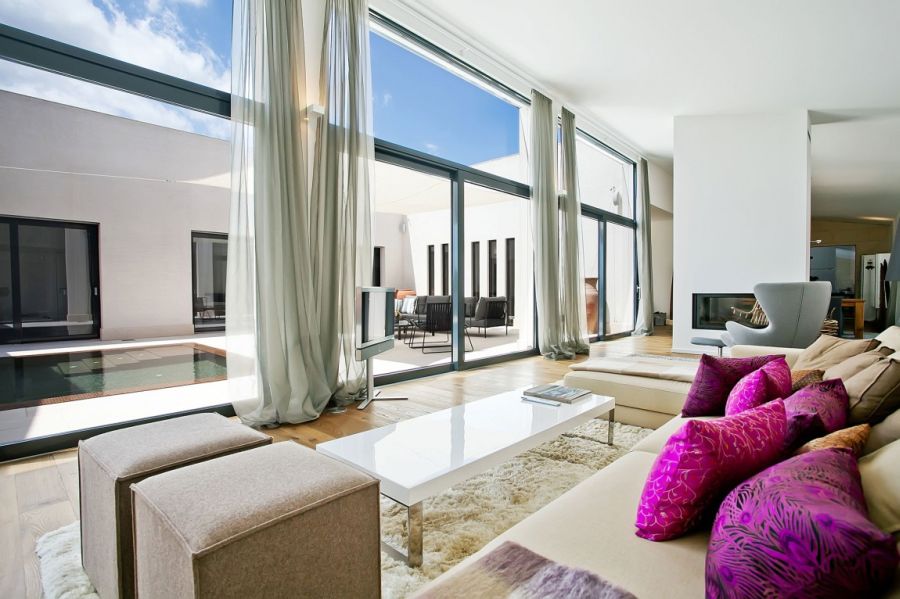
[633,158,655,336]
[226,0,374,425]
[558,107,590,355]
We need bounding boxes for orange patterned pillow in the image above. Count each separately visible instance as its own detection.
[794,424,872,458]
[790,369,824,393]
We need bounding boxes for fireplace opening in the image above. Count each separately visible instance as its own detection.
[692,293,760,330]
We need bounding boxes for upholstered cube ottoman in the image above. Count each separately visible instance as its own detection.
[131,442,381,599]
[79,413,271,599]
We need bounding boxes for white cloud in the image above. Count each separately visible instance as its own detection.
[424,142,439,153]
[381,92,392,107]
[0,0,230,138]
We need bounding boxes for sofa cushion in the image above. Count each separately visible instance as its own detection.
[724,357,791,416]
[706,448,899,599]
[563,371,689,424]
[859,439,900,537]
[635,400,787,541]
[630,416,715,455]
[783,379,849,448]
[794,423,871,457]
[876,326,900,354]
[681,354,783,417]
[792,334,880,370]
[415,451,709,599]
[865,408,900,455]
[846,355,900,425]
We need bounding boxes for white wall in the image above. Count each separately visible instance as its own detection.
[0,91,230,340]
[672,111,811,352]
[650,206,673,317]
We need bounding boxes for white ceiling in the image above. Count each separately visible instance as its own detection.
[408,0,900,218]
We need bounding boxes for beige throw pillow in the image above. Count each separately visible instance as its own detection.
[846,356,900,425]
[824,347,896,381]
[865,408,900,455]
[793,335,880,371]
[859,438,900,536]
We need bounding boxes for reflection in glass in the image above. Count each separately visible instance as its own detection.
[192,234,228,330]
[581,216,600,338]
[18,224,95,337]
[576,133,635,217]
[606,223,636,335]
[0,224,12,331]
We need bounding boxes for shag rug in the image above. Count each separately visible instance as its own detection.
[37,419,650,599]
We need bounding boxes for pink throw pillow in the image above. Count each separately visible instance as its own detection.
[724,357,791,416]
[635,400,787,541]
[682,354,784,417]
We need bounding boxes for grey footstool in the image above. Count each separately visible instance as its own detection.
[131,442,381,599]
[79,413,271,599]
[691,336,726,356]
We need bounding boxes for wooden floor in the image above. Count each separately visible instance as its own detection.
[0,328,676,598]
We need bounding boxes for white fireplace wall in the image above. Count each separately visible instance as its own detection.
[672,111,812,353]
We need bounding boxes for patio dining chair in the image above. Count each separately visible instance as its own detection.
[409,301,474,354]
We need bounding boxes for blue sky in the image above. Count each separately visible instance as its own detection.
[370,32,520,165]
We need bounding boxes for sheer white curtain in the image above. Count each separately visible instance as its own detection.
[311,0,373,402]
[227,0,374,424]
[558,107,589,354]
[530,90,566,358]
[633,158,655,335]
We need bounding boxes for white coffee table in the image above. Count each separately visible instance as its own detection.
[316,388,615,566]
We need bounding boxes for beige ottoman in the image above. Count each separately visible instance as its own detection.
[79,413,271,599]
[131,442,381,599]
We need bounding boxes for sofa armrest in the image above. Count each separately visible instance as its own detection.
[728,344,803,367]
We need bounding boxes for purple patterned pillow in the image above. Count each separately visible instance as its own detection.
[635,400,787,541]
[682,354,784,417]
[706,448,899,599]
[783,379,850,449]
[724,357,791,416]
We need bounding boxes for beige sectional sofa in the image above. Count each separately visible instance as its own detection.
[418,328,900,597]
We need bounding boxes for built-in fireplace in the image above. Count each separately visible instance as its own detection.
[692,293,758,330]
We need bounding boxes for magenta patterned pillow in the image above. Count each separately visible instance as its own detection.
[783,379,850,449]
[682,354,784,417]
[724,357,791,416]
[706,448,899,598]
[635,400,787,541]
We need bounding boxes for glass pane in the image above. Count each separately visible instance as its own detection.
[0,0,232,91]
[192,234,227,330]
[464,182,534,360]
[606,223,635,335]
[372,160,452,375]
[18,223,95,337]
[577,133,636,218]
[0,59,230,139]
[0,223,12,331]
[581,216,599,337]
[370,29,527,182]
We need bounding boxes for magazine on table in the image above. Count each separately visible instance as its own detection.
[522,384,591,404]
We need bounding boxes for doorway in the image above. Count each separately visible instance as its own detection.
[0,217,100,344]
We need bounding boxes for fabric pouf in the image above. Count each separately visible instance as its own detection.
[79,413,271,599]
[131,442,381,599]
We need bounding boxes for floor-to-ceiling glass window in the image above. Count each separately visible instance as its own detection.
[192,233,227,331]
[576,130,638,339]
[372,160,452,376]
[464,184,534,361]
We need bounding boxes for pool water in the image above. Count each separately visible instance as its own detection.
[0,344,227,411]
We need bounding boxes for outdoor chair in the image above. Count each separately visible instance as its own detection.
[410,301,474,354]
[466,296,509,337]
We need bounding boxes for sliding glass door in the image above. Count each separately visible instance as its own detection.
[0,217,100,344]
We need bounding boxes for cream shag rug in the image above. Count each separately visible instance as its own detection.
[37,420,650,599]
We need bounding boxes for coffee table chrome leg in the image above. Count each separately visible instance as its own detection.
[407,502,423,567]
[608,409,615,445]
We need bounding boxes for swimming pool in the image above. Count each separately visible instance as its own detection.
[0,343,227,411]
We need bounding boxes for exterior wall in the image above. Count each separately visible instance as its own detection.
[0,91,230,341]
[672,111,811,352]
